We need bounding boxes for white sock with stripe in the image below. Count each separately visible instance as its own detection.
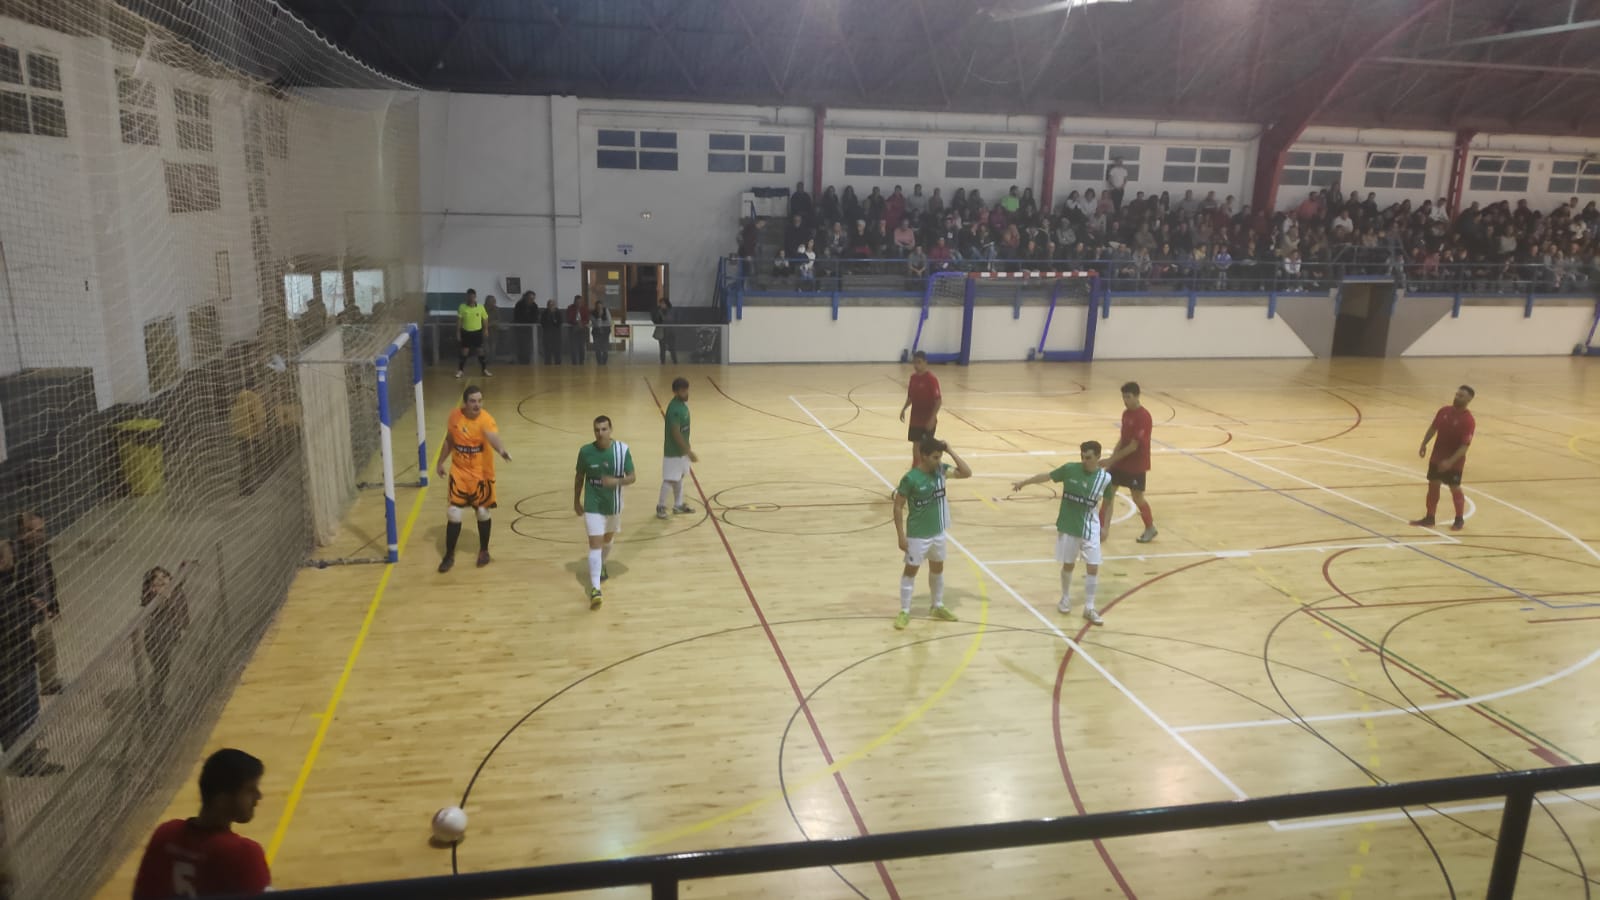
[899,576,915,613]
[1060,569,1073,606]
[588,549,602,589]
[1084,574,1099,610]
[930,573,945,607]
[657,482,672,509]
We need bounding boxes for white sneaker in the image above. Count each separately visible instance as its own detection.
[1057,598,1072,614]
[482,369,493,377]
[655,506,669,520]
[1083,608,1104,626]
[454,370,463,379]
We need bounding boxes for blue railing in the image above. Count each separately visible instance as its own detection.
[248,763,1599,900]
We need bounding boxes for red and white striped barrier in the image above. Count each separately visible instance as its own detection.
[973,270,1094,279]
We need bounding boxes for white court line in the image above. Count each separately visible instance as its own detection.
[861,448,1215,462]
[1222,449,1459,539]
[1273,788,1600,831]
[985,538,1459,566]
[1250,454,1478,522]
[790,396,1250,802]
[1178,647,1600,734]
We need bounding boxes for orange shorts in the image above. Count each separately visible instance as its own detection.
[448,471,496,508]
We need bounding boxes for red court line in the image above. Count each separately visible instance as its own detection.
[1316,588,1598,611]
[1527,615,1600,625]
[644,380,900,899]
[1321,548,1364,606]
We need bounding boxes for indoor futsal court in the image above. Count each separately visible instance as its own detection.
[98,356,1598,899]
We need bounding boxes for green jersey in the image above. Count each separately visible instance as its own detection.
[576,440,634,515]
[1050,462,1112,538]
[897,463,951,539]
[664,397,690,458]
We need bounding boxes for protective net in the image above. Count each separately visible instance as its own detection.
[912,272,970,361]
[970,274,1095,359]
[0,0,420,896]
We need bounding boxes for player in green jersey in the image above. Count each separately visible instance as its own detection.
[891,436,972,630]
[656,377,698,519]
[1012,440,1114,625]
[574,415,635,609]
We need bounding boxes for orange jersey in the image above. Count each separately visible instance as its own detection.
[446,408,498,480]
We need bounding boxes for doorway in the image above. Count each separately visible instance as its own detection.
[1331,281,1396,357]
[583,262,669,317]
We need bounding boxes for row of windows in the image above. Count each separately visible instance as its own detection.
[0,46,66,137]
[282,269,386,319]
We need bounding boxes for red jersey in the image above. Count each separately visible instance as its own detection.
[907,371,941,428]
[133,819,271,899]
[1111,406,1153,474]
[1428,405,1475,471]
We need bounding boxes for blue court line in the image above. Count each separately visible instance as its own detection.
[1161,442,1599,611]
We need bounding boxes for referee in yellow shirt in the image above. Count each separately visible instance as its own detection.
[456,288,491,379]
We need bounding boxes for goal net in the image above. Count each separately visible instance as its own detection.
[0,1,420,897]
[907,271,972,364]
[967,271,1097,362]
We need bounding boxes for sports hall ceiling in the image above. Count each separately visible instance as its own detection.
[273,0,1600,137]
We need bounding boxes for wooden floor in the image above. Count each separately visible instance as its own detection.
[96,357,1600,899]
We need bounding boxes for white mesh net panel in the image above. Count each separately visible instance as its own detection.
[916,273,969,357]
[0,0,420,897]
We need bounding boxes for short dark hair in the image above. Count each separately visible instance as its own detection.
[462,385,482,403]
[919,436,948,457]
[1080,440,1103,456]
[199,749,263,805]
[593,415,612,428]
[1120,381,1141,396]
[1459,384,1475,398]
[671,377,689,391]
[912,350,928,362]
[465,288,476,297]
[142,566,172,597]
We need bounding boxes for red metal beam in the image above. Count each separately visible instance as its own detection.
[1040,113,1061,211]
[812,105,826,197]
[1447,128,1476,217]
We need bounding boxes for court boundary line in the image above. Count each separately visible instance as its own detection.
[985,538,1458,565]
[1272,788,1600,831]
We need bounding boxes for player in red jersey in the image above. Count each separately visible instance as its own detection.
[133,748,270,898]
[1102,381,1158,543]
[899,350,942,468]
[1409,384,1476,531]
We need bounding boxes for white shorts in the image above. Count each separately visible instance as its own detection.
[662,456,691,482]
[904,534,947,567]
[1055,531,1102,566]
[584,513,622,537]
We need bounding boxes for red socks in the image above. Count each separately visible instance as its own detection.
[1135,500,1153,529]
[1450,488,1465,520]
[1425,481,1440,517]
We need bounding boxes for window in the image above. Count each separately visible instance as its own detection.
[283,273,315,318]
[1468,156,1530,193]
[214,250,231,299]
[263,103,288,159]
[174,88,212,152]
[843,138,919,178]
[144,317,180,393]
[353,269,385,315]
[320,271,347,314]
[945,140,1019,180]
[1549,160,1600,196]
[708,133,786,174]
[1069,144,1140,184]
[1162,146,1231,184]
[1282,150,1343,188]
[596,129,678,170]
[188,305,221,363]
[164,162,221,213]
[1364,152,1427,190]
[117,69,159,145]
[0,46,66,137]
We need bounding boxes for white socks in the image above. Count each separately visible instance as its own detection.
[673,480,684,507]
[930,573,945,607]
[1060,568,1074,606]
[587,548,602,589]
[899,576,915,612]
[1083,574,1099,610]
[658,482,673,509]
[657,481,686,509]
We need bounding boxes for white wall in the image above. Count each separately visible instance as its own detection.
[1401,302,1596,357]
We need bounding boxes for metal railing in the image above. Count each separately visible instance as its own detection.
[248,763,1599,899]
[416,321,726,367]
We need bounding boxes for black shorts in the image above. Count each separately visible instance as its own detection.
[1110,470,1147,491]
[459,329,484,350]
[1426,466,1463,487]
[908,425,936,444]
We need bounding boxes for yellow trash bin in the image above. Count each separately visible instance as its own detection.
[115,418,164,496]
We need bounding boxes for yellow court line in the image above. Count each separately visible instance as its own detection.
[265,486,430,863]
[973,488,1002,512]
[619,565,992,857]
[1568,433,1600,466]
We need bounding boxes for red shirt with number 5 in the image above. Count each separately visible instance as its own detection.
[132,819,271,898]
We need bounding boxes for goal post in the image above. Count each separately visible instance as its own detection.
[963,270,1099,362]
[376,322,427,563]
[905,271,974,365]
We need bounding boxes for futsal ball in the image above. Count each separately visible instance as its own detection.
[432,806,468,843]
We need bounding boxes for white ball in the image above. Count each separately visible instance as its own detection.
[432,806,468,842]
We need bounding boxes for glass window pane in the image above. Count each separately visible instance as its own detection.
[883,157,919,178]
[1310,168,1340,187]
[1548,177,1575,194]
[1196,166,1229,183]
[0,46,19,84]
[639,131,676,149]
[1473,157,1503,172]
[1069,162,1102,181]
[26,54,60,91]
[1504,158,1530,173]
[1108,145,1140,161]
[764,155,786,174]
[1552,160,1579,175]
[1577,178,1600,194]
[846,138,880,155]
[1313,152,1343,168]
[597,129,635,147]
[708,153,745,172]
[885,139,918,157]
[1582,161,1600,176]
[1501,175,1528,192]
[945,159,981,179]
[1395,172,1426,189]
[844,156,880,177]
[1399,155,1427,171]
[597,149,636,169]
[1286,151,1311,167]
[1367,154,1397,170]
[981,161,1018,180]
[984,141,1017,159]
[1281,168,1310,186]
[1364,171,1394,189]
[29,96,65,137]
[1124,164,1141,181]
[1072,144,1104,161]
[709,133,743,151]
[1165,147,1197,163]
[1199,148,1231,164]
[639,150,677,170]
[320,271,347,313]
[176,119,212,151]
[1163,164,1194,183]
[121,110,159,145]
[750,134,784,152]
[948,140,981,158]
[1467,174,1497,191]
[0,90,28,132]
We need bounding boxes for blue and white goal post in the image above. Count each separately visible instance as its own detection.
[1583,299,1600,356]
[905,271,975,365]
[376,322,427,563]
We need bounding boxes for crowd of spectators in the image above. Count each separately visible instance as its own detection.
[738,178,1600,293]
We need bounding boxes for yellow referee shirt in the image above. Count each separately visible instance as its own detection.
[458,303,489,332]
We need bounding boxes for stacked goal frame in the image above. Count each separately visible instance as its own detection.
[376,323,428,563]
[905,271,1101,365]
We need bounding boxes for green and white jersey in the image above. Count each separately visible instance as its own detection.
[577,440,634,515]
[663,397,690,458]
[898,463,951,539]
[1050,462,1112,538]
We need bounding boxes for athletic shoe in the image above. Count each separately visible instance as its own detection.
[1083,608,1104,626]
[673,504,695,514]
[656,505,669,520]
[476,550,491,567]
[1057,598,1072,614]
[437,555,454,573]
[588,587,603,610]
[1409,516,1436,527]
[1451,517,1465,531]
[482,369,493,377]
[454,370,463,379]
[600,564,609,582]
[930,605,957,622]
[893,611,911,630]
[1136,527,1158,543]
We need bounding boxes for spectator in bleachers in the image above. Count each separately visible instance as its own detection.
[820,186,841,223]
[789,181,812,226]
[540,298,563,365]
[907,245,928,279]
[513,290,539,364]
[565,295,589,365]
[590,297,613,366]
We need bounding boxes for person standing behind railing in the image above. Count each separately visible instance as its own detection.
[652,297,677,365]
[566,295,589,366]
[513,290,539,365]
[590,298,612,366]
[540,298,563,365]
